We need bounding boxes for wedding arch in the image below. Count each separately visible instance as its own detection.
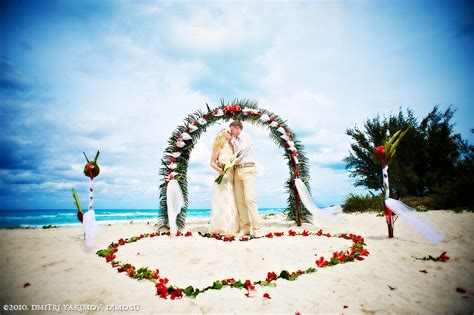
[158,99,313,229]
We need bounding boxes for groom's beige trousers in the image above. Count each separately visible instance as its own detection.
[234,165,260,233]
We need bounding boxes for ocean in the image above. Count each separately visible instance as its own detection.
[0,208,286,228]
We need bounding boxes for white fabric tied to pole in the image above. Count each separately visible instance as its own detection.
[167,179,184,236]
[294,178,341,224]
[83,210,100,248]
[385,198,444,243]
[83,177,99,248]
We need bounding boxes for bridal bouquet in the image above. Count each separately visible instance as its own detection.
[215,152,242,184]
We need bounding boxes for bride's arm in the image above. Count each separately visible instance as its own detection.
[210,148,224,175]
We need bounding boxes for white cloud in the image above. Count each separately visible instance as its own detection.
[163,3,275,54]
[6,1,469,210]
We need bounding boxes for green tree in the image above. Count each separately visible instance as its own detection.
[344,108,420,197]
[344,105,473,208]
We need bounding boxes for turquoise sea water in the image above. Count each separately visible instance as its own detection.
[0,208,285,228]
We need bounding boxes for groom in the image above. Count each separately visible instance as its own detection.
[229,121,261,237]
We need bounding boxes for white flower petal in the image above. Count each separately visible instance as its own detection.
[212,109,224,117]
[188,124,198,133]
[181,132,192,140]
[260,114,270,122]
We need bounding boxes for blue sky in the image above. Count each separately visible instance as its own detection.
[0,0,472,210]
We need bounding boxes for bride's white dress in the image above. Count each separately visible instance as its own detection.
[209,143,240,236]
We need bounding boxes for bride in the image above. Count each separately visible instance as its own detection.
[208,128,240,236]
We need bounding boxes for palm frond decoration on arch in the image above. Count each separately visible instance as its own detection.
[158,99,312,230]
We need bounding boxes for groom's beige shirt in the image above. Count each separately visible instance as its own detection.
[232,131,255,165]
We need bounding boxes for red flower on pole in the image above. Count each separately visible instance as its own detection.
[374,145,386,165]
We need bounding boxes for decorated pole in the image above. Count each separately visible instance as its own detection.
[72,150,101,247]
[83,151,101,213]
[372,130,443,243]
[373,128,409,238]
[292,152,302,226]
[382,163,394,237]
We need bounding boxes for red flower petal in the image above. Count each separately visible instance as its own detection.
[439,251,450,262]
[266,271,278,282]
[456,287,467,294]
[263,293,271,299]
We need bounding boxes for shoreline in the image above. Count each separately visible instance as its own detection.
[0,209,288,230]
[2,208,474,230]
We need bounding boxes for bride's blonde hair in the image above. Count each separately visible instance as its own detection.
[213,129,229,151]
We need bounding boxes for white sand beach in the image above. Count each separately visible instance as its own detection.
[1,211,473,314]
